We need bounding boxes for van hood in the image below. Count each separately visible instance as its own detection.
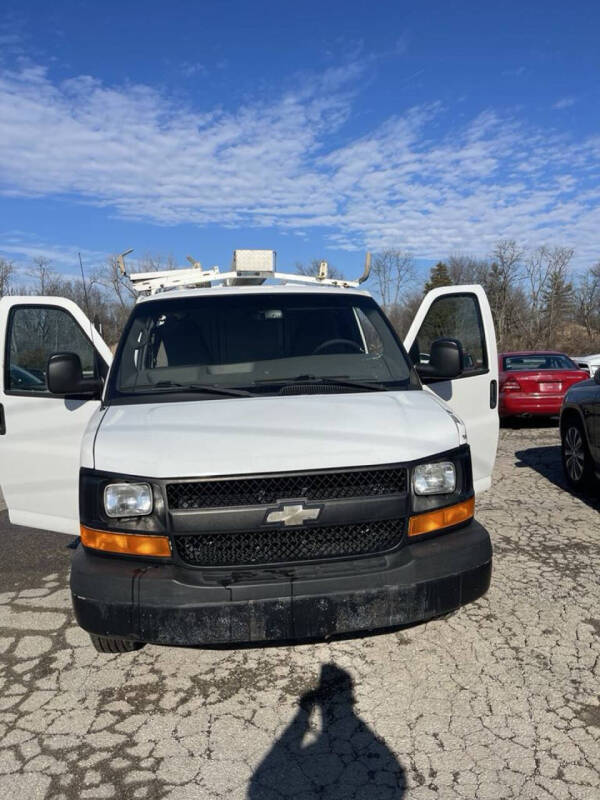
[92,390,460,478]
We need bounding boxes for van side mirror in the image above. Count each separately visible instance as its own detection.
[416,338,464,381]
[47,352,102,398]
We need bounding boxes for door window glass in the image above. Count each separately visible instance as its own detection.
[409,294,487,374]
[6,306,97,392]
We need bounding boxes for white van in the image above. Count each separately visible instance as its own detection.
[0,251,498,652]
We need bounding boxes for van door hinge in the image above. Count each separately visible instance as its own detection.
[0,404,6,435]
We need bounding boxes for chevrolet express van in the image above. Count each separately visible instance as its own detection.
[0,251,498,652]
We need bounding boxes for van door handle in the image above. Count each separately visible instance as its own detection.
[490,380,498,410]
[0,404,5,435]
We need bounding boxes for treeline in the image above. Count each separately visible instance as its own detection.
[0,254,175,348]
[2,240,600,355]
[365,242,600,355]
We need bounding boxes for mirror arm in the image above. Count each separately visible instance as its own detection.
[415,364,437,378]
[75,378,103,398]
[416,364,463,382]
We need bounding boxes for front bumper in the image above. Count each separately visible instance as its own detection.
[71,519,492,646]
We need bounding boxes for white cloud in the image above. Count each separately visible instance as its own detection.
[552,96,576,110]
[0,234,105,265]
[552,96,577,110]
[0,61,599,265]
[179,61,208,78]
[0,233,109,283]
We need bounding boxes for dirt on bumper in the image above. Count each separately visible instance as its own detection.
[71,521,492,646]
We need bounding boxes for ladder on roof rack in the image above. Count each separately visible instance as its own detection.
[117,249,371,295]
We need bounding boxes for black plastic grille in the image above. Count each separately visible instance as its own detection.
[174,518,404,566]
[167,467,407,510]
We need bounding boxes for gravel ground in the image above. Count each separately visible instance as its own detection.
[0,425,599,800]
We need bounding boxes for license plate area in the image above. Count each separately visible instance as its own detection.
[539,382,561,393]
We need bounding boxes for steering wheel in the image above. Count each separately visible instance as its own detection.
[312,338,363,355]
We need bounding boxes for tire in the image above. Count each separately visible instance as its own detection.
[89,634,145,654]
[561,418,593,491]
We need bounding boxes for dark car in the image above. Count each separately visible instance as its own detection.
[560,369,600,490]
[499,351,588,419]
[8,364,46,390]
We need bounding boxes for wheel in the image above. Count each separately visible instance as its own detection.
[561,418,593,490]
[89,634,145,654]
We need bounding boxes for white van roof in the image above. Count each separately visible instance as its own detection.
[135,282,372,305]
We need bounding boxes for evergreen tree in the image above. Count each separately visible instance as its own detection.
[424,261,452,293]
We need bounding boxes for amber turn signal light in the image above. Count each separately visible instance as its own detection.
[80,525,171,557]
[408,497,475,538]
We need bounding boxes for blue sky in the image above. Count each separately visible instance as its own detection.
[1,0,599,281]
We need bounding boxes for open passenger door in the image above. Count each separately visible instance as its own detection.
[403,285,499,494]
[0,297,112,534]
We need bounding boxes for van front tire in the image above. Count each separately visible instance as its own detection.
[89,634,145,654]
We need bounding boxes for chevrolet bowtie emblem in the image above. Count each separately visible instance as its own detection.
[265,503,322,527]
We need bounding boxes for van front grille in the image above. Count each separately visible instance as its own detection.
[174,518,404,567]
[166,467,407,510]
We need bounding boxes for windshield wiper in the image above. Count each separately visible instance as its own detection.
[256,375,389,392]
[138,381,254,398]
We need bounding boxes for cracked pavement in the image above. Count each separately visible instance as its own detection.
[1,425,599,799]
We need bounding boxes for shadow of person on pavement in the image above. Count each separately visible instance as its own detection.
[247,663,406,799]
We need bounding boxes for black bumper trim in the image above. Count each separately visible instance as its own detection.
[71,520,492,646]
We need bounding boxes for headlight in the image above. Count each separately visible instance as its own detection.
[104,483,153,518]
[413,462,456,495]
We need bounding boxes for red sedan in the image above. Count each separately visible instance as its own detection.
[499,351,588,419]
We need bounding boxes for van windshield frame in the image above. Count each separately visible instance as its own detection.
[106,291,416,404]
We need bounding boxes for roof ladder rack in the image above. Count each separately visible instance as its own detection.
[117,249,371,296]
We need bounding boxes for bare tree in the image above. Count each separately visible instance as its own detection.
[522,246,574,348]
[137,253,178,273]
[391,290,425,339]
[485,240,525,350]
[446,254,488,285]
[574,263,600,342]
[27,257,63,295]
[366,250,414,339]
[522,247,550,348]
[91,256,137,309]
[491,240,523,278]
[371,250,414,311]
[0,258,14,297]
[91,252,178,309]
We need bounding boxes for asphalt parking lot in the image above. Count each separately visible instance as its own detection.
[1,426,599,800]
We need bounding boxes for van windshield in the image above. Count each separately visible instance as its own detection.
[109,291,413,401]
